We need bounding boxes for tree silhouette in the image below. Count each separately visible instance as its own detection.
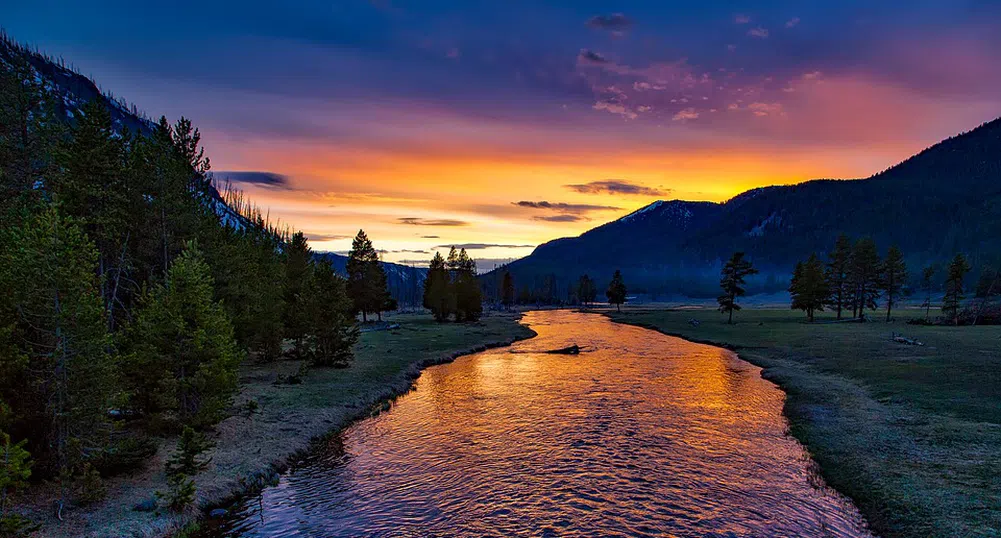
[943,254,971,325]
[423,252,451,322]
[882,246,907,321]
[825,234,852,320]
[577,274,597,308]
[718,252,758,324]
[501,271,515,308]
[606,270,627,312]
[848,238,882,320]
[790,253,829,322]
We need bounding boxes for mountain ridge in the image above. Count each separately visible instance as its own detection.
[491,116,1001,298]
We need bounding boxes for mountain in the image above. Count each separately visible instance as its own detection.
[1,34,426,304]
[493,118,1001,298]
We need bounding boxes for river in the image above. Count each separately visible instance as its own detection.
[202,310,873,537]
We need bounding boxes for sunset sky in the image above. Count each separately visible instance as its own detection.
[4,1,1001,268]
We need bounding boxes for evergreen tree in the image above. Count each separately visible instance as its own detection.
[824,234,852,320]
[0,429,35,535]
[577,274,597,308]
[423,252,452,322]
[309,263,359,367]
[0,51,62,214]
[53,101,139,326]
[452,249,482,322]
[164,426,212,478]
[124,243,242,428]
[920,265,936,322]
[606,270,627,312]
[718,252,758,324]
[882,246,907,322]
[345,230,382,322]
[0,209,115,504]
[283,232,314,356]
[942,253,971,325]
[789,254,829,321]
[848,238,882,320]
[501,271,515,308]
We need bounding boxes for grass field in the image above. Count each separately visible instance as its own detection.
[24,311,535,538]
[607,306,1001,538]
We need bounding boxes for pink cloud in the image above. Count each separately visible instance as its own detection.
[748,27,769,38]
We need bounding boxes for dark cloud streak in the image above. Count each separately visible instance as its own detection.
[565,180,671,196]
[214,171,291,188]
[397,217,469,226]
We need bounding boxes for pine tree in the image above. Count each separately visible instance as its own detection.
[423,252,452,321]
[453,249,482,322]
[309,263,359,367]
[346,230,379,322]
[848,238,882,320]
[825,234,852,320]
[718,252,758,324]
[789,254,829,321]
[606,270,627,312]
[0,429,35,535]
[501,271,515,308]
[164,426,212,478]
[283,232,314,356]
[0,209,115,505]
[943,253,971,325]
[882,246,907,322]
[124,242,242,428]
[577,274,597,308]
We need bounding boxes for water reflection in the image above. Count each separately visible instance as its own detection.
[204,310,872,537]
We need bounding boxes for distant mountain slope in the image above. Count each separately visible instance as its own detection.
[494,118,1001,298]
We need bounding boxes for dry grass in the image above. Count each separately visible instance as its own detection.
[20,311,534,538]
[607,306,1001,538]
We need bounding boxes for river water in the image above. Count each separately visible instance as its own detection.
[203,310,873,537]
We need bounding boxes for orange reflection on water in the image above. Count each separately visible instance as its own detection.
[211,310,873,538]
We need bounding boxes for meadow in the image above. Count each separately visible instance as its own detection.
[608,306,1001,538]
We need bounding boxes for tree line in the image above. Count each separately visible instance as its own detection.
[0,51,386,528]
[786,234,984,325]
[423,247,483,322]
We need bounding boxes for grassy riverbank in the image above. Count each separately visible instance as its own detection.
[607,306,1001,538]
[22,311,534,538]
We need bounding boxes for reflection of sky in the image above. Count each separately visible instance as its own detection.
[5,1,1001,264]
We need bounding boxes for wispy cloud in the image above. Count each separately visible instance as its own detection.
[513,201,619,213]
[734,14,751,24]
[785,17,800,28]
[565,180,670,196]
[397,217,469,226]
[672,108,699,121]
[214,171,291,188]
[586,13,633,35]
[435,243,534,250]
[305,233,352,241]
[533,215,587,222]
[577,49,609,65]
[748,26,769,38]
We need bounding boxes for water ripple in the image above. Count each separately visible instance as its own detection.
[202,311,874,538]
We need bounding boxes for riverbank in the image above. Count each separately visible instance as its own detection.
[22,311,535,538]
[607,306,1001,538]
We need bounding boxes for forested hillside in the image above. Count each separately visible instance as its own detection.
[494,118,1001,298]
[0,33,360,527]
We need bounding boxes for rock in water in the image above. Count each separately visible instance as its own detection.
[545,344,580,355]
